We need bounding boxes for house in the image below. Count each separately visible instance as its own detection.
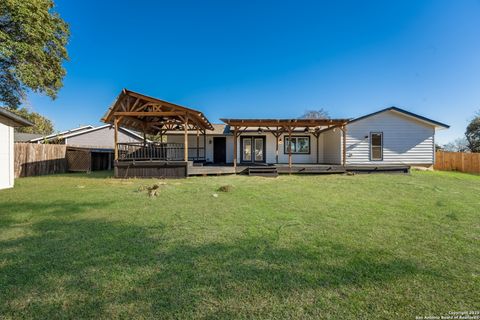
[25,124,148,172]
[28,124,145,148]
[102,89,449,178]
[0,108,33,189]
[14,132,43,142]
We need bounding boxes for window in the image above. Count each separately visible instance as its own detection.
[284,136,310,154]
[370,132,383,160]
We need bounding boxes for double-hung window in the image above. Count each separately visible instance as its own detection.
[370,132,383,161]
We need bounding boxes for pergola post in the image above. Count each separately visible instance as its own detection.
[196,128,200,161]
[288,126,292,171]
[203,130,206,161]
[313,130,320,164]
[275,126,279,164]
[142,122,147,147]
[233,126,238,171]
[114,116,119,160]
[184,114,189,162]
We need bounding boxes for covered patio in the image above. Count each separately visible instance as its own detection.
[102,89,213,178]
[220,118,350,171]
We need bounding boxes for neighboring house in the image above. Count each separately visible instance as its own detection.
[14,132,43,142]
[0,108,33,189]
[29,124,146,148]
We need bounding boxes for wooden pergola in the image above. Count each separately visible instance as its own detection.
[220,118,350,169]
[102,89,213,161]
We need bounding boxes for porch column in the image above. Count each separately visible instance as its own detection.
[275,126,279,164]
[314,131,320,164]
[142,122,147,147]
[233,126,238,171]
[184,115,189,162]
[288,127,292,170]
[203,130,207,161]
[114,116,119,160]
[196,128,200,161]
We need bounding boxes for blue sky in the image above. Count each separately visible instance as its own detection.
[27,0,480,144]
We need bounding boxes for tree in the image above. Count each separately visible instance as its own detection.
[8,107,54,134]
[442,137,469,152]
[300,108,330,119]
[0,0,69,109]
[465,111,480,152]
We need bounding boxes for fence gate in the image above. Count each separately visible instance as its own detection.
[66,148,91,172]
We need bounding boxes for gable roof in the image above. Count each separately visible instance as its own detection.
[0,107,34,127]
[101,89,214,133]
[349,107,450,129]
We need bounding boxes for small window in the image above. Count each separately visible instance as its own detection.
[284,136,310,154]
[370,132,383,161]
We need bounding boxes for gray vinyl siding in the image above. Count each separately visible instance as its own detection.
[345,110,435,165]
[66,126,142,148]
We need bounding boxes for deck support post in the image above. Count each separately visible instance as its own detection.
[233,126,238,171]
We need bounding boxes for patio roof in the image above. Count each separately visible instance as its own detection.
[102,89,214,134]
[220,118,350,128]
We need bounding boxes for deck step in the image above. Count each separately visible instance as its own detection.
[247,166,278,177]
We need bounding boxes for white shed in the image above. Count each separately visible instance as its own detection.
[0,108,33,189]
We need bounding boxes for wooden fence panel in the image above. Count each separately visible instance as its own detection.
[14,143,67,178]
[435,151,480,174]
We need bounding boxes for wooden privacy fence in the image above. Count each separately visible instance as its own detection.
[435,151,480,174]
[14,143,67,178]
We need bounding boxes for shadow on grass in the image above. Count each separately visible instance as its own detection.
[0,216,440,318]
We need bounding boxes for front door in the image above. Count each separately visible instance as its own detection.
[241,136,266,163]
[213,137,226,163]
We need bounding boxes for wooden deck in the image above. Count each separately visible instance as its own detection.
[187,163,410,176]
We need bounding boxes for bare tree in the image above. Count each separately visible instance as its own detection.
[442,137,469,152]
[300,108,330,119]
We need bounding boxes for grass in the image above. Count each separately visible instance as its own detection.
[0,170,479,319]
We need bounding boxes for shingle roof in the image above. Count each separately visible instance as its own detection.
[0,107,34,127]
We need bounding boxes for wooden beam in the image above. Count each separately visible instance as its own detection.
[233,126,238,171]
[196,128,200,160]
[275,126,279,164]
[114,111,185,117]
[287,126,292,171]
[114,117,119,160]
[184,114,189,161]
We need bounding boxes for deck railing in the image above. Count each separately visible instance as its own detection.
[117,142,205,161]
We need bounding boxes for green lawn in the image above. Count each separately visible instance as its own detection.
[0,171,479,319]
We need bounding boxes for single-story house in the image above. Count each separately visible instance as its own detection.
[102,89,449,178]
[26,124,148,172]
[28,124,146,148]
[0,108,33,189]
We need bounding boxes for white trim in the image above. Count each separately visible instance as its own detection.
[29,125,94,142]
